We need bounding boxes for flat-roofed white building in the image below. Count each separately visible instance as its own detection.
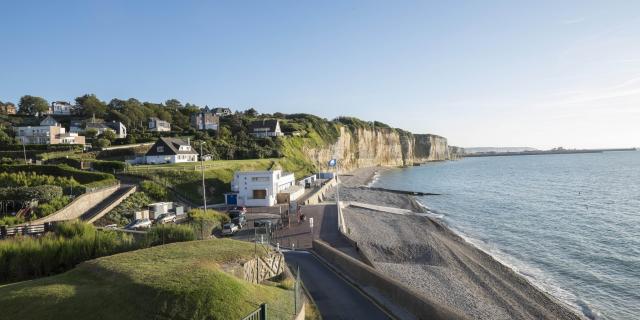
[15,116,85,145]
[230,170,301,207]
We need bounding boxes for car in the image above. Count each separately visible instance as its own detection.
[155,213,177,224]
[103,224,118,230]
[228,210,247,228]
[126,218,152,230]
[229,206,247,213]
[222,223,239,236]
[253,219,273,228]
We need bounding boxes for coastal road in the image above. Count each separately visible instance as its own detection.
[284,250,391,320]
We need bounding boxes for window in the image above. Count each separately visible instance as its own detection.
[251,177,269,182]
[252,189,267,199]
[157,146,164,152]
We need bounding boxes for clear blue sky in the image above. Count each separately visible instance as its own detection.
[1,1,639,149]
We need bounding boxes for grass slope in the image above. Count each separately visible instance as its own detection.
[0,239,295,320]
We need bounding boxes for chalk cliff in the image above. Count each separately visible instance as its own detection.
[303,126,462,172]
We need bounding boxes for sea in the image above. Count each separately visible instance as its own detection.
[371,151,640,320]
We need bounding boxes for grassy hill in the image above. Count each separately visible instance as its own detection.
[0,239,295,320]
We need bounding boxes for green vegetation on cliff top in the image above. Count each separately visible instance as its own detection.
[0,239,295,320]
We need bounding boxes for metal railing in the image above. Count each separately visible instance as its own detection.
[241,303,267,320]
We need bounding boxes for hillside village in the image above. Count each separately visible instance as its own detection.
[0,94,463,320]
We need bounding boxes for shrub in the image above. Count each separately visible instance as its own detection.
[0,222,136,283]
[99,192,151,226]
[0,216,24,227]
[53,220,94,238]
[187,209,229,239]
[33,196,70,218]
[0,165,115,185]
[146,224,196,246]
[91,160,126,172]
[140,180,168,201]
[0,185,63,203]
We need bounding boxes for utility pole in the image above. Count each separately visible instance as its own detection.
[22,140,27,164]
[200,141,207,212]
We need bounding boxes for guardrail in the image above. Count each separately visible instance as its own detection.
[241,303,267,320]
[0,222,54,239]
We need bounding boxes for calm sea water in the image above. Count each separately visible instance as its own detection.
[372,151,640,320]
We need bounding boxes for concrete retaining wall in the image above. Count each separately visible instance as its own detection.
[312,240,466,320]
[31,184,120,224]
[86,185,137,224]
[303,178,337,205]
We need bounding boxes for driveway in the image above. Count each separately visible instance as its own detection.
[284,250,391,320]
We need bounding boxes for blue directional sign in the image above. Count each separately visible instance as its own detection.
[328,159,337,167]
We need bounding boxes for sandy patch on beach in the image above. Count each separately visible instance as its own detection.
[326,167,582,320]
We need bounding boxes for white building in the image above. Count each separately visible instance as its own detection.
[144,137,198,164]
[86,121,127,139]
[15,116,85,145]
[230,170,303,207]
[50,101,73,115]
[148,117,171,132]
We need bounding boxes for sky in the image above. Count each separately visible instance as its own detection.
[1,1,639,149]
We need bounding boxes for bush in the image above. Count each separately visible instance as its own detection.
[146,224,195,246]
[0,185,63,203]
[91,159,126,172]
[34,195,70,218]
[53,220,95,238]
[0,221,136,283]
[0,165,115,185]
[140,181,168,201]
[187,209,229,239]
[0,216,24,227]
[98,192,151,226]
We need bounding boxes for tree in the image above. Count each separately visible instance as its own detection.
[84,128,98,140]
[75,94,107,118]
[165,99,183,109]
[99,130,117,142]
[95,138,110,149]
[18,95,49,115]
[244,108,258,117]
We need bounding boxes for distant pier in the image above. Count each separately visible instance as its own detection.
[359,186,441,196]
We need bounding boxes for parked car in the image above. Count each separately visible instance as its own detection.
[126,218,152,230]
[103,224,118,230]
[222,223,239,236]
[253,219,273,228]
[155,213,177,224]
[228,210,247,229]
[229,206,247,213]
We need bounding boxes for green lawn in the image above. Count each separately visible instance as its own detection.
[0,239,295,320]
[127,158,315,204]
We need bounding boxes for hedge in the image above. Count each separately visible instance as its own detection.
[0,165,114,185]
[0,144,82,152]
[0,185,63,203]
[91,160,126,172]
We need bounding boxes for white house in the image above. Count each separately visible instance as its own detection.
[148,117,171,132]
[50,101,73,115]
[86,121,127,139]
[15,116,85,145]
[144,137,198,164]
[230,170,302,207]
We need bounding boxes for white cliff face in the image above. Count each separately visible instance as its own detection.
[303,126,458,172]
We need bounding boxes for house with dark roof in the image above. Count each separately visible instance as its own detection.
[144,137,198,164]
[249,119,283,138]
[212,107,232,117]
